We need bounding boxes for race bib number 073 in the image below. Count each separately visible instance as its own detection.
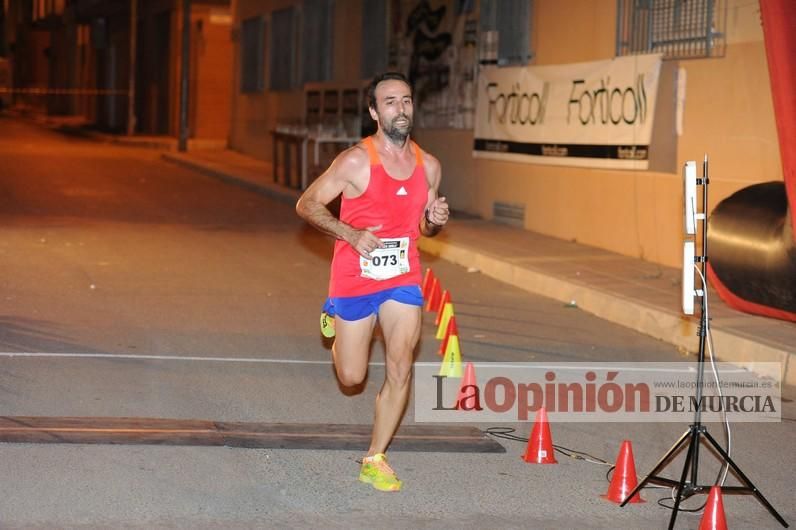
[360,237,410,280]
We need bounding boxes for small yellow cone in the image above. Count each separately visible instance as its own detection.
[439,334,463,377]
[435,302,454,340]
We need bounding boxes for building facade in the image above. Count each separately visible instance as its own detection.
[4,0,233,140]
[229,0,781,270]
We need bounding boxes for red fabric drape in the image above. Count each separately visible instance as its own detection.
[760,0,796,240]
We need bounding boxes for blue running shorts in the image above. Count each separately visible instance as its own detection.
[322,285,423,322]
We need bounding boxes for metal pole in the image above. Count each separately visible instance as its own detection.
[127,0,136,136]
[689,154,709,488]
[178,0,190,151]
[614,0,623,56]
[0,0,7,57]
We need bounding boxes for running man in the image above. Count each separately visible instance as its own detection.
[295,72,449,491]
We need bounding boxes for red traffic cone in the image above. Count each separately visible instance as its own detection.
[455,362,482,410]
[435,290,451,326]
[421,268,436,298]
[699,486,728,530]
[425,277,442,312]
[522,408,557,464]
[438,316,459,356]
[602,440,645,503]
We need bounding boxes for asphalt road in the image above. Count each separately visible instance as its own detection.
[0,116,793,529]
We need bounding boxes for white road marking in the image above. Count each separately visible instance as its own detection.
[0,352,386,366]
[0,353,753,374]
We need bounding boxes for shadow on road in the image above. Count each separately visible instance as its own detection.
[0,316,101,353]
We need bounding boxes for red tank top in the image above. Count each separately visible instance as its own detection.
[329,136,428,298]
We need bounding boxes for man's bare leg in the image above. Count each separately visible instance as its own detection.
[331,314,377,387]
[368,300,422,455]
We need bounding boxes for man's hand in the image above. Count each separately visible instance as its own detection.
[347,224,385,259]
[426,196,449,226]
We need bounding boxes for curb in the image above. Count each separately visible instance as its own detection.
[161,152,301,205]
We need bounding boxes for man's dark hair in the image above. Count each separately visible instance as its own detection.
[367,72,412,111]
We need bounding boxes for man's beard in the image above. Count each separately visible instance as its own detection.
[380,113,413,144]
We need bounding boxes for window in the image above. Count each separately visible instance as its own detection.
[240,16,265,93]
[270,7,298,90]
[361,0,387,79]
[616,0,727,60]
[33,0,65,20]
[479,0,532,66]
[302,0,334,83]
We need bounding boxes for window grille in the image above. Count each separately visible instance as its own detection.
[361,0,388,79]
[616,0,726,60]
[240,16,265,93]
[270,7,298,90]
[479,0,533,66]
[302,0,334,83]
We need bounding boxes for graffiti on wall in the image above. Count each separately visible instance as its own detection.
[389,0,477,129]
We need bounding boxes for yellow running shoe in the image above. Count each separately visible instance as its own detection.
[359,453,402,492]
[320,312,335,338]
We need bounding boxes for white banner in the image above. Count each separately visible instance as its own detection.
[473,54,663,169]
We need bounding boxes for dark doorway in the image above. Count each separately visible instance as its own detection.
[137,9,172,135]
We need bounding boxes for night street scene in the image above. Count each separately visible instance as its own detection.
[0,1,794,528]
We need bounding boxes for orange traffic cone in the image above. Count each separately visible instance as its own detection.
[521,408,557,464]
[699,486,728,530]
[421,268,436,298]
[455,362,482,410]
[602,440,645,503]
[435,290,451,326]
[438,316,459,356]
[425,277,442,312]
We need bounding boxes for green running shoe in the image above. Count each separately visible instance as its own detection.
[320,311,335,338]
[359,453,402,492]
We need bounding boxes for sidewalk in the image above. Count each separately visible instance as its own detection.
[163,149,796,385]
[163,150,297,204]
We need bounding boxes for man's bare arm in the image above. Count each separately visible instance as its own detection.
[297,194,354,241]
[420,154,448,237]
[296,149,356,239]
[296,146,384,257]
